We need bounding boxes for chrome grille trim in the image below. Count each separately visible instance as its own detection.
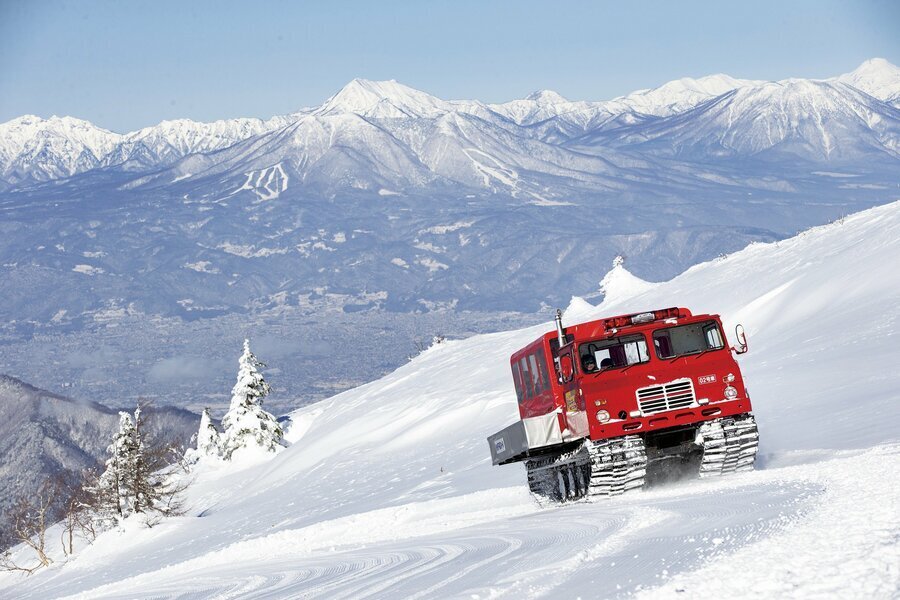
[635,379,696,415]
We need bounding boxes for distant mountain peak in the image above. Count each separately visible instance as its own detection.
[317,79,448,117]
[657,73,751,93]
[850,57,899,76]
[0,114,122,182]
[0,113,118,135]
[836,57,900,101]
[525,90,569,104]
[612,73,759,117]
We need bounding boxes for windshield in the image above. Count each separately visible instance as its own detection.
[579,335,649,373]
[653,320,724,359]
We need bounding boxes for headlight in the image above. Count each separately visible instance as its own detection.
[724,386,738,399]
[596,410,610,423]
[724,373,735,383]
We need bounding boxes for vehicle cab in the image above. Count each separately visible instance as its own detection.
[508,307,752,444]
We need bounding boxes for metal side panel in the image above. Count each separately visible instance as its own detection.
[523,412,565,447]
[488,412,565,465]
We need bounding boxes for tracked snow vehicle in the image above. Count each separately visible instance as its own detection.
[487,307,758,501]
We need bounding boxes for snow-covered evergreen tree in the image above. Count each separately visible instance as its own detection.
[196,407,222,458]
[220,339,284,459]
[86,411,142,523]
[597,255,654,301]
[85,405,187,527]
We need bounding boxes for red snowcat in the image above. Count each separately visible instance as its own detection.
[487,307,758,501]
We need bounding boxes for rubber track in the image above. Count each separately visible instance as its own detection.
[698,414,759,478]
[526,445,591,502]
[525,435,647,502]
[587,435,647,497]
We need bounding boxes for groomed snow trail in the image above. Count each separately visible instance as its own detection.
[32,447,899,599]
[3,201,900,598]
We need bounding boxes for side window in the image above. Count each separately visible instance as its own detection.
[511,361,525,403]
[528,354,541,393]
[535,348,551,393]
[519,357,534,398]
[549,334,575,356]
[704,323,724,348]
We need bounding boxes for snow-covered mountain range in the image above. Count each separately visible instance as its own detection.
[1,59,899,410]
[2,199,897,598]
[3,58,898,187]
[574,78,900,161]
[0,114,299,185]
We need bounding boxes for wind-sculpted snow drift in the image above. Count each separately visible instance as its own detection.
[3,201,898,598]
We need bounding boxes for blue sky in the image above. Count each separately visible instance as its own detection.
[1,0,898,132]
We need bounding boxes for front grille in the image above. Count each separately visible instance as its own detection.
[636,379,696,415]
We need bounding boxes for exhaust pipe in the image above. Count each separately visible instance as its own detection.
[555,308,566,347]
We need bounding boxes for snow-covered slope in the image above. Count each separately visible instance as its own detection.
[4,200,898,598]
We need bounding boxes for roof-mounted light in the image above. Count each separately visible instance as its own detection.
[602,307,687,331]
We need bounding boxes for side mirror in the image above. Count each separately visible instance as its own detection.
[559,355,575,382]
[732,324,749,354]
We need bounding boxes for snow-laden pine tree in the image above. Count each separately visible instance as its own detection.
[196,408,222,458]
[597,255,654,301]
[85,405,187,527]
[183,407,223,463]
[86,411,141,523]
[220,339,284,459]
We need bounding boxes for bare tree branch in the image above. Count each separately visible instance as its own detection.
[0,481,58,574]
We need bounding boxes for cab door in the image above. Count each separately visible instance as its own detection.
[555,341,589,438]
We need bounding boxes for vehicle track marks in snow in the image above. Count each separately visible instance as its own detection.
[637,444,900,599]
